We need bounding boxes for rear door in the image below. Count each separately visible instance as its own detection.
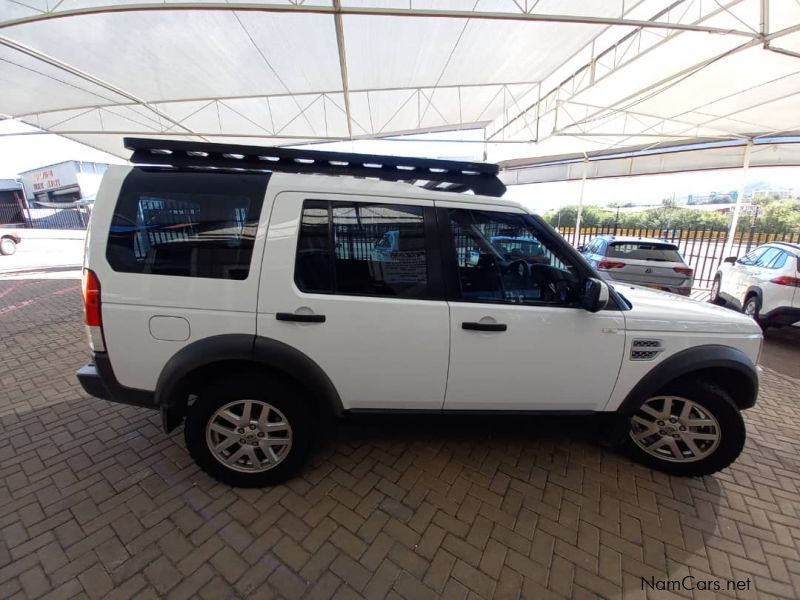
[88,167,270,390]
[256,191,450,410]
[730,246,768,303]
[757,248,793,313]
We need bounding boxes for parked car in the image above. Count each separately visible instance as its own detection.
[468,235,547,266]
[580,235,694,295]
[0,230,20,256]
[710,242,800,329]
[77,138,762,487]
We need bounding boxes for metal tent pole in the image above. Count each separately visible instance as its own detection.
[723,140,753,259]
[574,156,588,246]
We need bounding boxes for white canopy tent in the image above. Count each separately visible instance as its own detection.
[0,0,798,160]
[1,0,799,243]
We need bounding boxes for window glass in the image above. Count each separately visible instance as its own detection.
[294,201,430,299]
[754,247,781,268]
[739,247,766,266]
[606,242,683,262]
[767,251,788,269]
[107,170,266,279]
[294,200,332,293]
[448,209,580,305]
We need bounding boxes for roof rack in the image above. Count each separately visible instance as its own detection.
[124,138,506,197]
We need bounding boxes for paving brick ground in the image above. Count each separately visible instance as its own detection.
[1,277,800,599]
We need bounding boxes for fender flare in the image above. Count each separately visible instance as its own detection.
[744,286,763,307]
[616,344,758,416]
[155,334,343,426]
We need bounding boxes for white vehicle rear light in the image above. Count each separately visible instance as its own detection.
[770,275,800,287]
[82,268,106,352]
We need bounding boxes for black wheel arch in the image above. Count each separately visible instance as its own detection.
[617,345,758,416]
[744,286,763,307]
[156,334,343,432]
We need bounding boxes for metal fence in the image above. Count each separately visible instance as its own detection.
[0,203,92,229]
[558,226,800,289]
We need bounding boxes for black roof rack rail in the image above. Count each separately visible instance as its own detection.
[124,138,506,197]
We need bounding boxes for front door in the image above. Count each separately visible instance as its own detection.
[257,192,450,410]
[440,205,626,411]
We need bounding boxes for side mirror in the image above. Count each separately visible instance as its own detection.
[577,245,586,253]
[581,277,610,312]
[723,256,737,264]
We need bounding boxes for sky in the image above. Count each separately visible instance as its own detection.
[2,119,798,214]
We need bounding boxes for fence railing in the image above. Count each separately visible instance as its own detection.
[0,203,92,230]
[557,226,800,289]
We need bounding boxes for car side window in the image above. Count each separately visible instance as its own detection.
[767,251,788,269]
[295,200,431,299]
[107,169,267,280]
[447,209,581,306]
[754,247,781,268]
[738,247,766,266]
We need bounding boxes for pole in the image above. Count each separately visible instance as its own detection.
[574,155,588,246]
[722,140,753,259]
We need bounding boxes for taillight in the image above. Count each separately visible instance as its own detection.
[770,275,800,287]
[82,268,105,351]
[673,266,693,276]
[597,260,625,269]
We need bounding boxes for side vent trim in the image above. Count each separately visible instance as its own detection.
[631,339,664,361]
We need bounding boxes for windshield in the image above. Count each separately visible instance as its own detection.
[606,242,684,262]
[491,239,542,257]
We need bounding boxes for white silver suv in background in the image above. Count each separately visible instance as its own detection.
[711,242,800,329]
[580,235,694,296]
[77,139,761,487]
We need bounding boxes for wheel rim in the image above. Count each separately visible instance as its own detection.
[1,239,13,253]
[744,300,758,318]
[206,399,292,473]
[629,396,721,463]
[710,279,719,299]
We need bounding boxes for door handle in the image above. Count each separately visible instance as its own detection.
[276,312,326,323]
[462,321,507,332]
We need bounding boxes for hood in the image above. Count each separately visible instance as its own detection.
[614,284,761,334]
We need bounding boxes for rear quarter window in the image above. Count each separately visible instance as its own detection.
[606,242,684,262]
[106,169,268,279]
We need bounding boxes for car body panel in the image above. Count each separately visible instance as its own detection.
[716,243,800,325]
[85,165,269,390]
[84,166,762,421]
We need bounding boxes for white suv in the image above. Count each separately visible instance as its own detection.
[77,139,762,487]
[710,242,800,329]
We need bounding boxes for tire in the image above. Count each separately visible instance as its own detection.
[743,294,766,331]
[708,275,724,305]
[0,237,16,256]
[184,374,312,487]
[624,378,745,477]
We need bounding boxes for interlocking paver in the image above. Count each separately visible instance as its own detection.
[2,277,800,599]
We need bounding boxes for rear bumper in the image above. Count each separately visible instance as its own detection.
[600,274,691,295]
[76,353,156,410]
[761,306,800,326]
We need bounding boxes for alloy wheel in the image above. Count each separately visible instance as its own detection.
[629,396,721,463]
[206,399,293,473]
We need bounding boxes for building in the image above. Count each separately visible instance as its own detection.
[0,179,26,225]
[19,161,109,208]
[752,189,793,201]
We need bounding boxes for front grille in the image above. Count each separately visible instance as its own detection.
[631,339,663,361]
